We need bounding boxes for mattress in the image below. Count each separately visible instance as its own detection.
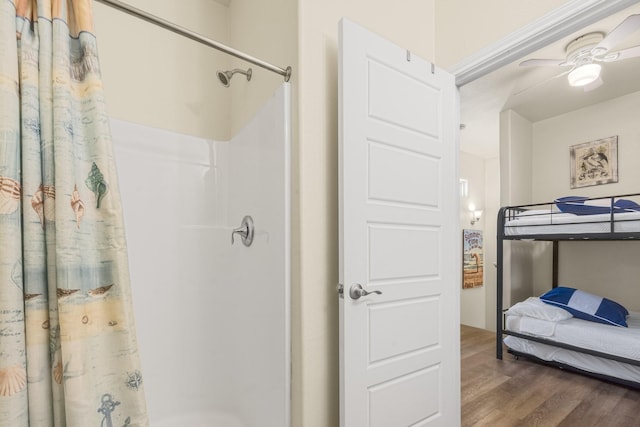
[504,309,640,383]
[503,210,640,236]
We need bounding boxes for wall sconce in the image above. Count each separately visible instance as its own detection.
[471,210,483,225]
[469,204,482,225]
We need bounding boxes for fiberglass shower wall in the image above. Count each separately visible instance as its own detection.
[111,84,290,427]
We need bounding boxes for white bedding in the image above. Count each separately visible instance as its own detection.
[503,335,640,383]
[504,303,640,383]
[503,210,640,236]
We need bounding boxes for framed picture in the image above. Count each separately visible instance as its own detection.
[462,229,483,289]
[570,136,618,188]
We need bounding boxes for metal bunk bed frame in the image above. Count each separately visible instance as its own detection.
[496,193,640,388]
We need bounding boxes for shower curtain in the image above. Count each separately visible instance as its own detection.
[0,1,148,425]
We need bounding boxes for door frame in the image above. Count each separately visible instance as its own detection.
[451,0,638,86]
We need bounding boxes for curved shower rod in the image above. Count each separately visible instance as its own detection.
[94,0,292,82]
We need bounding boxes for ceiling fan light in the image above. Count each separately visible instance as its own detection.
[568,63,602,87]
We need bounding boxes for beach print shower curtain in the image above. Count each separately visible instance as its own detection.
[0,1,148,425]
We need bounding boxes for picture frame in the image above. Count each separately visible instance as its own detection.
[570,136,618,188]
[462,229,483,289]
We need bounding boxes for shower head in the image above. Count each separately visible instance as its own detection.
[217,68,252,87]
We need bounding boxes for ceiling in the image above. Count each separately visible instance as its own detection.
[459,4,640,159]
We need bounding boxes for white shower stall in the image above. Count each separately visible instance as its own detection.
[111,85,291,427]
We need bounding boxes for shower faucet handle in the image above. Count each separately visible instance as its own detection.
[231,226,247,244]
[231,215,254,247]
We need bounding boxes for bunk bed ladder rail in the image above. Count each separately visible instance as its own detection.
[496,207,506,360]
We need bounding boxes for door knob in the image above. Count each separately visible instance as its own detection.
[349,283,382,300]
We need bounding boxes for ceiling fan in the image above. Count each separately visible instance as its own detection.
[519,14,640,91]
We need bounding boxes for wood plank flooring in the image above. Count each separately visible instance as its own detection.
[461,325,640,427]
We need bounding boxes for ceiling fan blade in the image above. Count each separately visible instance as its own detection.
[614,45,640,61]
[583,76,603,92]
[512,69,572,97]
[519,58,566,67]
[595,14,640,52]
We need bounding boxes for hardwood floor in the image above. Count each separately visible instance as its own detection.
[461,325,640,427]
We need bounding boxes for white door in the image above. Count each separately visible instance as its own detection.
[339,18,460,427]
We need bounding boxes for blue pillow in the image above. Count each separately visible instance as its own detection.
[615,199,640,212]
[554,196,640,215]
[540,287,628,327]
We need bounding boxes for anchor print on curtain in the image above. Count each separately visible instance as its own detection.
[0,0,148,425]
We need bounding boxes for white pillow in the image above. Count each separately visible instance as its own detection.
[506,297,573,321]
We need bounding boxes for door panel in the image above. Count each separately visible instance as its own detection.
[367,142,440,207]
[367,59,440,136]
[368,367,440,427]
[369,297,439,362]
[368,224,439,280]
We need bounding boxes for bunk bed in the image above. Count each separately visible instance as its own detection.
[496,193,640,388]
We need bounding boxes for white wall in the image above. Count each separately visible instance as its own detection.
[94,0,298,141]
[228,0,297,136]
[500,110,533,207]
[459,153,500,331]
[499,109,534,308]
[484,156,500,331]
[460,151,486,328]
[111,121,223,424]
[531,90,640,309]
[434,0,573,69]
[94,0,232,141]
[223,85,290,426]
[532,91,640,201]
